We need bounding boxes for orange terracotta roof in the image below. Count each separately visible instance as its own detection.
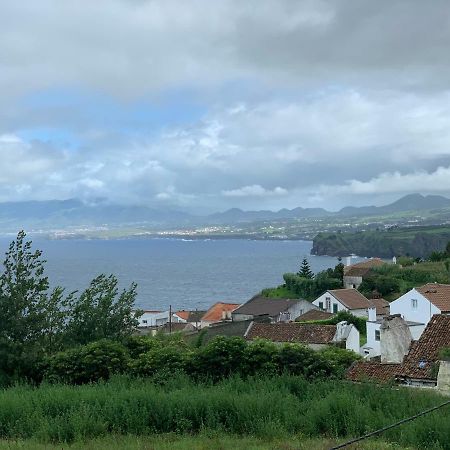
[416,283,450,312]
[329,289,371,310]
[174,311,190,321]
[246,322,337,344]
[201,302,241,322]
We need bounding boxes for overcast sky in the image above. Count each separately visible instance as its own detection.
[2,0,450,212]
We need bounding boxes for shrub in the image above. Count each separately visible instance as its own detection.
[45,339,129,384]
[190,336,247,380]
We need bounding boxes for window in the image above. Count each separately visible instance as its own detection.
[142,320,148,324]
[333,304,338,314]
[411,298,418,309]
[375,330,380,341]
[319,302,324,310]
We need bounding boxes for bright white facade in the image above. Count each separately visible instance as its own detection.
[390,288,440,327]
[137,310,185,328]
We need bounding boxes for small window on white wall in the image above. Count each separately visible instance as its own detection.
[411,298,418,309]
[375,330,380,341]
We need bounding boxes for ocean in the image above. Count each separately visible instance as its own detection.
[0,237,360,311]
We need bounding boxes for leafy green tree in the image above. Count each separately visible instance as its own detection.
[0,231,70,383]
[298,257,314,279]
[65,274,141,346]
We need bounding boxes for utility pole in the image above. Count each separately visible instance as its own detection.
[169,304,172,334]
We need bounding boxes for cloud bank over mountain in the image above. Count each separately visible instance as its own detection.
[2,0,450,211]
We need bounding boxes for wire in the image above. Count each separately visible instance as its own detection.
[330,399,450,449]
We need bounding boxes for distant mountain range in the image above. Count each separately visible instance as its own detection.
[0,193,450,232]
[208,193,450,223]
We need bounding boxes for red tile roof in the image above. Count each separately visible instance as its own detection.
[369,298,390,316]
[296,309,335,321]
[246,322,337,344]
[346,361,401,383]
[329,289,372,310]
[175,311,190,321]
[400,314,450,380]
[416,284,450,313]
[344,258,385,276]
[201,302,241,322]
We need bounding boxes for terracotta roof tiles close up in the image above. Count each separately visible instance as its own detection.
[246,322,337,344]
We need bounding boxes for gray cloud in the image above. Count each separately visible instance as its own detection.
[1,1,450,211]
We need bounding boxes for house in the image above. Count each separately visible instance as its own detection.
[344,258,386,289]
[389,283,450,332]
[362,309,424,358]
[313,288,372,317]
[137,310,172,328]
[173,310,206,328]
[232,295,317,323]
[245,321,360,353]
[369,296,390,319]
[348,315,450,388]
[200,302,241,328]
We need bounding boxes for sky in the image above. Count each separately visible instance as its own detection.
[2,0,450,213]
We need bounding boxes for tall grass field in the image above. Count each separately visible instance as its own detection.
[0,375,448,449]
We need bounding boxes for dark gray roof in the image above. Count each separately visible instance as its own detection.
[232,295,302,317]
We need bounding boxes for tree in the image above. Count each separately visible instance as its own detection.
[64,274,141,346]
[298,257,314,279]
[0,231,69,382]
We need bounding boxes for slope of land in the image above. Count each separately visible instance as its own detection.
[312,225,450,258]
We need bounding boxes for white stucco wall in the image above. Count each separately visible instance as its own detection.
[313,292,347,314]
[138,311,170,327]
[389,289,440,328]
[365,321,381,357]
[345,325,360,353]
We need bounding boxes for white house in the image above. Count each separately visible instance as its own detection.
[137,310,187,328]
[313,288,372,318]
[389,283,450,332]
[362,308,425,358]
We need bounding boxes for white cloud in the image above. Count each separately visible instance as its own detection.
[222,185,288,197]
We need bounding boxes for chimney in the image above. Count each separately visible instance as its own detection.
[346,256,351,267]
[368,306,377,322]
[380,315,412,364]
[392,256,397,264]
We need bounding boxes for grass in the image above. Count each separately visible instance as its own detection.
[0,375,449,449]
[0,434,415,449]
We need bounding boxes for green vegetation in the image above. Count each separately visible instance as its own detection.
[359,260,450,300]
[298,257,314,278]
[0,434,414,449]
[312,225,450,258]
[0,231,141,387]
[45,334,358,384]
[260,285,299,298]
[0,375,448,448]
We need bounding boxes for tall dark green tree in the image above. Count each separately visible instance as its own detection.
[0,231,69,382]
[64,274,141,346]
[298,257,314,279]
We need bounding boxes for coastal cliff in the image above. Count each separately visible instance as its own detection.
[311,226,450,258]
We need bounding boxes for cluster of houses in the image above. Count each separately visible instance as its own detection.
[136,258,450,391]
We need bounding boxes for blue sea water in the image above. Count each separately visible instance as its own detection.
[0,238,355,311]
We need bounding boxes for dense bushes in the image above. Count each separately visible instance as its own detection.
[0,375,448,448]
[46,339,130,384]
[283,272,341,300]
[43,335,359,384]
